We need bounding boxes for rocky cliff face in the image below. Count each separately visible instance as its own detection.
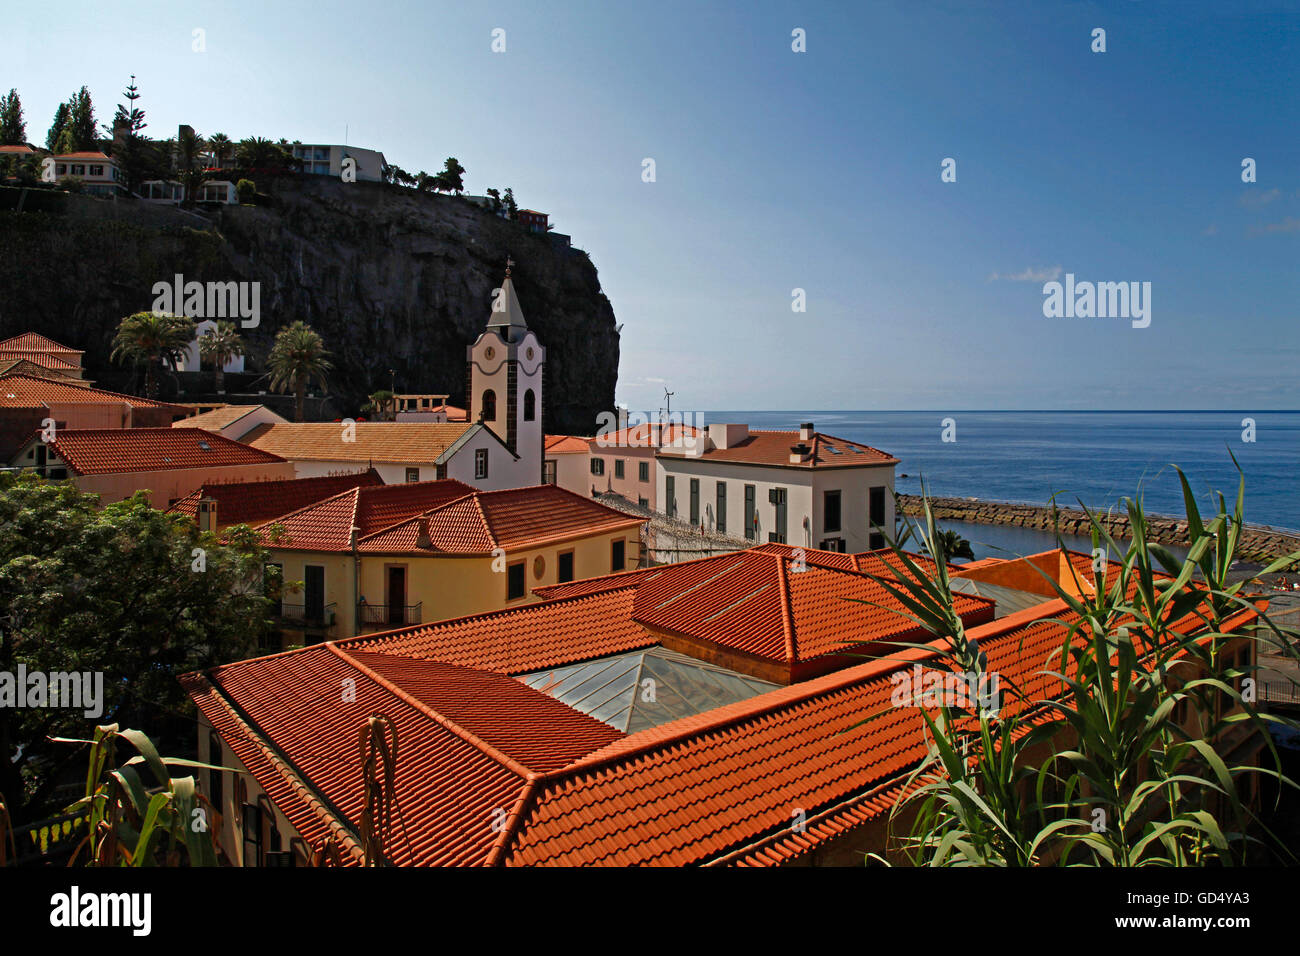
[0,178,620,433]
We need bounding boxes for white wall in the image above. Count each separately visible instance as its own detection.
[656,458,895,552]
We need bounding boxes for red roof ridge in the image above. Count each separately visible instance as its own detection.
[775,554,798,663]
[327,643,538,781]
[255,485,362,532]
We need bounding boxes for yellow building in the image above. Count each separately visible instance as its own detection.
[257,479,645,647]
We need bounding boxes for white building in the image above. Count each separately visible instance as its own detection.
[466,265,545,484]
[290,144,387,182]
[176,320,247,375]
[197,180,238,204]
[172,404,288,442]
[51,152,125,197]
[655,422,898,556]
[139,180,185,205]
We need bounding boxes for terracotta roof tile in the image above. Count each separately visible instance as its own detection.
[657,429,897,469]
[182,644,621,866]
[347,587,654,674]
[166,470,384,527]
[357,485,646,555]
[246,422,479,464]
[172,405,275,434]
[258,479,475,552]
[0,374,175,410]
[37,427,286,476]
[545,434,590,454]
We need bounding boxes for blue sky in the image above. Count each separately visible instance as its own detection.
[5,0,1297,410]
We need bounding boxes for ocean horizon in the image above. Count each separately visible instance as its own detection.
[681,410,1300,534]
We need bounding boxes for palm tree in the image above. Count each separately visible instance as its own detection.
[207,132,231,168]
[928,529,975,562]
[110,311,195,399]
[176,126,206,207]
[266,321,332,422]
[198,321,244,394]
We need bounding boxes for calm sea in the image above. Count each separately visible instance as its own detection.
[699,412,1300,550]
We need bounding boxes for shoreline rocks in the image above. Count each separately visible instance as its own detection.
[897,494,1300,565]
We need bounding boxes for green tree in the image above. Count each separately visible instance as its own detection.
[198,321,244,394]
[109,75,149,190]
[267,321,332,422]
[0,474,272,824]
[206,132,232,167]
[503,186,518,219]
[485,187,502,213]
[236,136,292,171]
[0,89,25,145]
[67,86,98,151]
[45,101,70,152]
[236,178,255,203]
[433,156,466,194]
[175,125,206,206]
[110,311,195,399]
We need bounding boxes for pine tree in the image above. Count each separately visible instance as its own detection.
[0,89,26,145]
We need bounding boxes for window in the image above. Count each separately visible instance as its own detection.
[506,562,525,600]
[638,460,650,482]
[638,496,649,508]
[242,801,261,867]
[611,539,626,572]
[304,566,325,623]
[405,467,419,483]
[820,537,846,552]
[665,476,676,517]
[769,487,787,544]
[558,551,574,583]
[824,490,842,533]
[71,164,85,175]
[481,389,497,422]
[716,482,727,534]
[869,532,885,551]
[475,448,489,480]
[90,165,103,176]
[689,478,700,525]
[542,460,557,484]
[869,486,887,527]
[744,484,756,540]
[523,389,536,421]
[614,459,625,479]
[435,463,447,480]
[590,457,605,476]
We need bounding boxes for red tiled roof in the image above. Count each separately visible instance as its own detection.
[347,587,654,674]
[498,597,1261,866]
[657,429,897,469]
[166,470,384,527]
[191,545,1254,866]
[182,643,621,866]
[0,332,84,355]
[172,405,278,434]
[0,375,171,409]
[245,422,480,464]
[590,422,699,450]
[357,485,645,556]
[52,151,114,161]
[36,427,286,476]
[545,434,590,454]
[258,479,476,551]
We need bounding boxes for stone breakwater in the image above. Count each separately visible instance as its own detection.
[897,495,1300,565]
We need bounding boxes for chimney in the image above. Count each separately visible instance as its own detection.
[196,497,217,532]
[789,442,813,464]
[799,422,815,441]
[415,517,432,550]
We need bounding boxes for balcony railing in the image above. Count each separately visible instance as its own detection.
[278,602,337,630]
[358,602,423,629]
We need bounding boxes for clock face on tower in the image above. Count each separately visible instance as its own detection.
[526,347,534,360]
[485,346,495,359]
